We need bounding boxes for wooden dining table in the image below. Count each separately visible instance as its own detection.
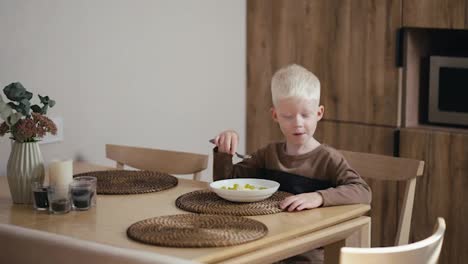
[0,162,371,264]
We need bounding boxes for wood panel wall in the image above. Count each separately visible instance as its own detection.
[403,0,468,29]
[247,1,278,153]
[399,128,468,264]
[247,0,402,154]
[314,121,395,155]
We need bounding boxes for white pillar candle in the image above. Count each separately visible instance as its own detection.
[49,160,73,188]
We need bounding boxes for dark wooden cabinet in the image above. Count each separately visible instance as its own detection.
[403,0,468,29]
[399,128,468,264]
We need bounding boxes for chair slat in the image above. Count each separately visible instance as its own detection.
[339,150,425,246]
[106,144,208,180]
[340,150,424,181]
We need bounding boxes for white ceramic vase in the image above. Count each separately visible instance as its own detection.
[6,141,45,204]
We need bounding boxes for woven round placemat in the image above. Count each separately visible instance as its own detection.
[73,170,178,195]
[176,190,291,216]
[127,214,268,247]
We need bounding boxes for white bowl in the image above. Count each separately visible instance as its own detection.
[209,178,280,202]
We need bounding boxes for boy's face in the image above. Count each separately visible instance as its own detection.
[271,97,324,146]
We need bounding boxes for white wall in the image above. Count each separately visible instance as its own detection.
[0,0,246,181]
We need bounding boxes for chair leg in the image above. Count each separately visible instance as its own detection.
[395,177,416,246]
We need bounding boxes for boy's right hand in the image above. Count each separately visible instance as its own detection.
[214,130,239,155]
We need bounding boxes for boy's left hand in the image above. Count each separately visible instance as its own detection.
[280,192,323,212]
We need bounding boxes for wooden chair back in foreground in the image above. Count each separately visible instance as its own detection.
[0,223,199,264]
[340,217,445,264]
[340,150,425,246]
[106,144,208,181]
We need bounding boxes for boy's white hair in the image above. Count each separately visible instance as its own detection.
[271,64,320,106]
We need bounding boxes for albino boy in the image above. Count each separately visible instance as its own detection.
[212,64,371,263]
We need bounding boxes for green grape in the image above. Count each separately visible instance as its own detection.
[220,183,267,190]
[244,184,255,190]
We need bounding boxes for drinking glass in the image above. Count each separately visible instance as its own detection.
[31,182,49,211]
[70,180,93,210]
[47,185,71,214]
[73,176,97,207]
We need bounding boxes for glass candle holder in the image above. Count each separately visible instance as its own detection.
[47,185,71,214]
[73,176,97,207]
[70,180,93,211]
[31,182,49,211]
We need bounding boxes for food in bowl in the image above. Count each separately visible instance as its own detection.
[210,178,280,202]
[221,183,268,190]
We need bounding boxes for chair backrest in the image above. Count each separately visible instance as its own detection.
[0,224,198,264]
[340,150,425,246]
[340,217,445,264]
[106,144,208,181]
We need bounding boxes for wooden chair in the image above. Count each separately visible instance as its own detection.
[0,223,198,264]
[340,217,445,264]
[340,150,425,246]
[106,144,208,181]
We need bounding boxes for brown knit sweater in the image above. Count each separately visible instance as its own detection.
[213,142,371,206]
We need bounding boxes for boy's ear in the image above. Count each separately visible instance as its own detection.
[317,105,325,121]
[271,107,278,122]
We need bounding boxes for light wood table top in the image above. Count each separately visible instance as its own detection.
[0,162,370,264]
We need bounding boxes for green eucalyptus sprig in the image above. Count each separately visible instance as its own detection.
[0,82,55,126]
[4,82,55,115]
[0,82,57,142]
[0,94,21,126]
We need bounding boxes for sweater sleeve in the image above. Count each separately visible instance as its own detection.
[212,147,264,181]
[316,154,372,206]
